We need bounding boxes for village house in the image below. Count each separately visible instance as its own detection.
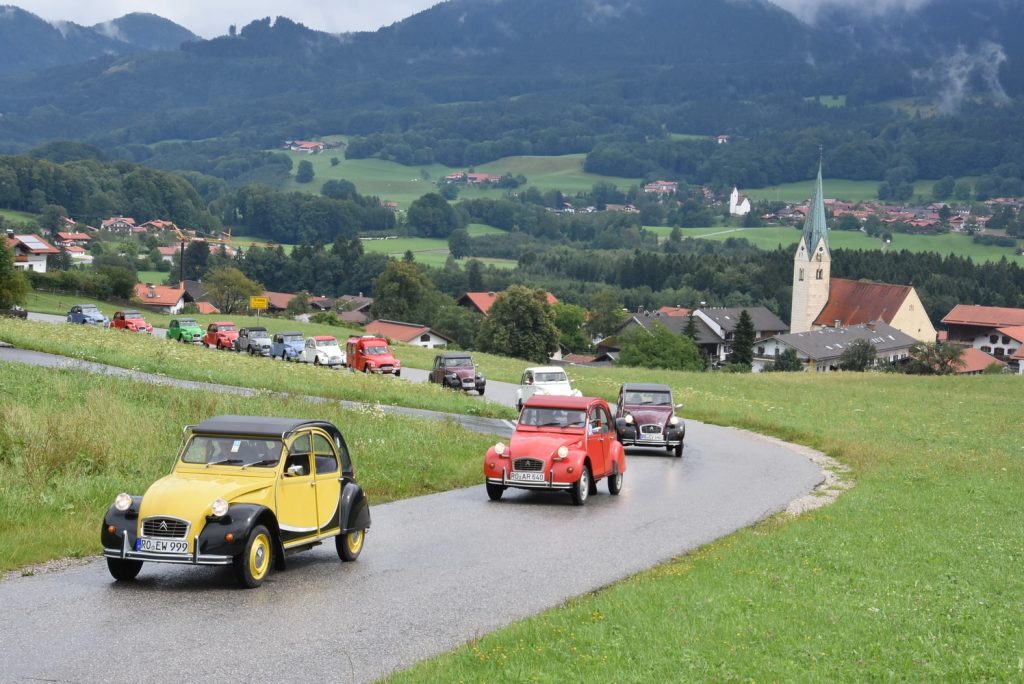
[642,180,678,195]
[6,232,58,272]
[955,347,1006,375]
[158,246,180,263]
[262,291,297,313]
[716,134,730,144]
[443,171,502,185]
[134,282,185,315]
[941,304,1024,344]
[55,231,92,248]
[64,245,93,265]
[754,321,917,372]
[458,290,559,317]
[335,294,374,324]
[656,306,690,317]
[100,216,136,233]
[364,320,453,349]
[136,219,179,233]
[287,140,325,154]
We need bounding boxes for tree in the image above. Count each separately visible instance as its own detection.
[203,266,263,314]
[296,160,315,184]
[465,259,484,291]
[585,288,627,339]
[370,260,445,323]
[932,175,955,200]
[0,238,29,308]
[552,303,591,353]
[769,348,804,371]
[682,313,698,341]
[448,228,471,259]
[838,338,877,371]
[904,341,966,375]
[729,309,755,369]
[39,204,67,238]
[285,292,310,315]
[476,286,560,363]
[407,193,466,238]
[618,322,703,371]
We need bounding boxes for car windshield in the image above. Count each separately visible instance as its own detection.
[282,335,303,342]
[316,339,338,348]
[181,436,283,467]
[444,357,472,367]
[535,372,568,384]
[624,391,672,406]
[366,345,389,355]
[251,330,270,339]
[218,325,236,332]
[178,319,198,326]
[124,312,143,319]
[82,306,100,314]
[519,408,586,430]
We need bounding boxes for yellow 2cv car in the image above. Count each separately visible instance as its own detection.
[101,416,371,588]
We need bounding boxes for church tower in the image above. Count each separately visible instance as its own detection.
[790,160,831,333]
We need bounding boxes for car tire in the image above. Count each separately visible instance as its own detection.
[233,524,273,588]
[669,442,683,458]
[106,557,143,581]
[516,401,523,413]
[486,482,505,501]
[394,370,400,378]
[477,387,485,396]
[314,357,321,366]
[608,471,623,495]
[336,529,365,562]
[570,465,592,506]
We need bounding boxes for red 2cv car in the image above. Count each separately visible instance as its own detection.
[484,395,625,505]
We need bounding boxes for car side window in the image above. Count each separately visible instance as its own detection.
[286,433,312,476]
[312,433,339,475]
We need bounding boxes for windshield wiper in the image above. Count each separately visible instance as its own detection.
[244,459,280,468]
[207,459,244,466]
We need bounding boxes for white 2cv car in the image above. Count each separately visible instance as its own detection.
[515,366,582,412]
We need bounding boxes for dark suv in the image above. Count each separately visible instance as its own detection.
[614,383,685,457]
[234,327,272,356]
[428,352,486,395]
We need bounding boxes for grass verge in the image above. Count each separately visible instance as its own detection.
[0,319,516,420]
[0,362,496,572]
[392,370,1024,680]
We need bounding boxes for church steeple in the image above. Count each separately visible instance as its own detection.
[800,158,829,260]
[790,155,832,334]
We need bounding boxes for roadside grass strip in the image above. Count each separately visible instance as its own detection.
[0,362,496,572]
[0,319,515,420]
[392,371,1024,681]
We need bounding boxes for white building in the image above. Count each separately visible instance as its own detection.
[754,321,917,372]
[7,233,59,273]
[729,187,751,216]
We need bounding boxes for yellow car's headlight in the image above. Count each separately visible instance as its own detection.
[211,498,229,517]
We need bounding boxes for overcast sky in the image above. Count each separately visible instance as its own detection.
[13,0,937,39]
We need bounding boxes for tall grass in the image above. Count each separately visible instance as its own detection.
[0,362,496,571]
[0,319,515,419]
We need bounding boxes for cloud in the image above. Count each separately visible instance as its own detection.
[93,20,124,41]
[913,41,1009,114]
[770,0,935,24]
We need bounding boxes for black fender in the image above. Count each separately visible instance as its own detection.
[199,504,285,568]
[615,417,637,442]
[100,496,143,548]
[340,481,371,533]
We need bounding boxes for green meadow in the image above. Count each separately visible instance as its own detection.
[643,225,1024,265]
[0,208,37,225]
[744,178,941,204]
[279,147,640,208]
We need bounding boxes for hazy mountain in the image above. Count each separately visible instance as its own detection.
[0,5,198,77]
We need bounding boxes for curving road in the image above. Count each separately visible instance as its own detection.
[0,326,825,682]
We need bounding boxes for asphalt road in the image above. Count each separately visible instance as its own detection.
[0,318,825,682]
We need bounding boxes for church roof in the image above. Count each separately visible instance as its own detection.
[814,278,912,327]
[800,161,829,259]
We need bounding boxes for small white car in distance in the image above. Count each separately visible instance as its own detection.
[300,335,346,367]
[516,366,582,412]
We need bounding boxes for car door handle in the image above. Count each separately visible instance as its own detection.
[310,482,316,487]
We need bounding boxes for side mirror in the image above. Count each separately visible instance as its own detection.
[285,464,304,477]
[675,403,685,409]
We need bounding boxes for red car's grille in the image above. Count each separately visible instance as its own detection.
[513,458,544,472]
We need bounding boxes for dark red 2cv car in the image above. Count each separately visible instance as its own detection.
[483,395,626,506]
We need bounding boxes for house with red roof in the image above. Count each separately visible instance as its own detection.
[100,216,136,232]
[364,320,453,349]
[6,233,59,273]
[263,291,297,312]
[134,282,185,315]
[55,231,92,247]
[954,347,1005,375]
[941,305,1024,344]
[643,180,678,195]
[158,246,180,263]
[656,306,691,317]
[288,140,325,154]
[458,290,559,317]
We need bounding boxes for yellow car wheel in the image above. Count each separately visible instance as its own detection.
[234,524,273,588]
[336,529,364,562]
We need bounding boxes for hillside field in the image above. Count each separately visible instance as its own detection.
[744,178,944,204]
[644,225,1024,265]
[279,147,640,208]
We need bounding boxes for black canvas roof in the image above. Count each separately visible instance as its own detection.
[621,383,672,392]
[191,415,341,441]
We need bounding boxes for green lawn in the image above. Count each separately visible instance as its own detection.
[279,148,640,208]
[805,94,847,108]
[136,270,170,285]
[393,370,1024,682]
[643,225,1024,265]
[745,178,942,204]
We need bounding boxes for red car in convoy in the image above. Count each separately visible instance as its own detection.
[483,395,626,506]
[345,335,401,376]
[109,310,153,333]
[203,321,239,350]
